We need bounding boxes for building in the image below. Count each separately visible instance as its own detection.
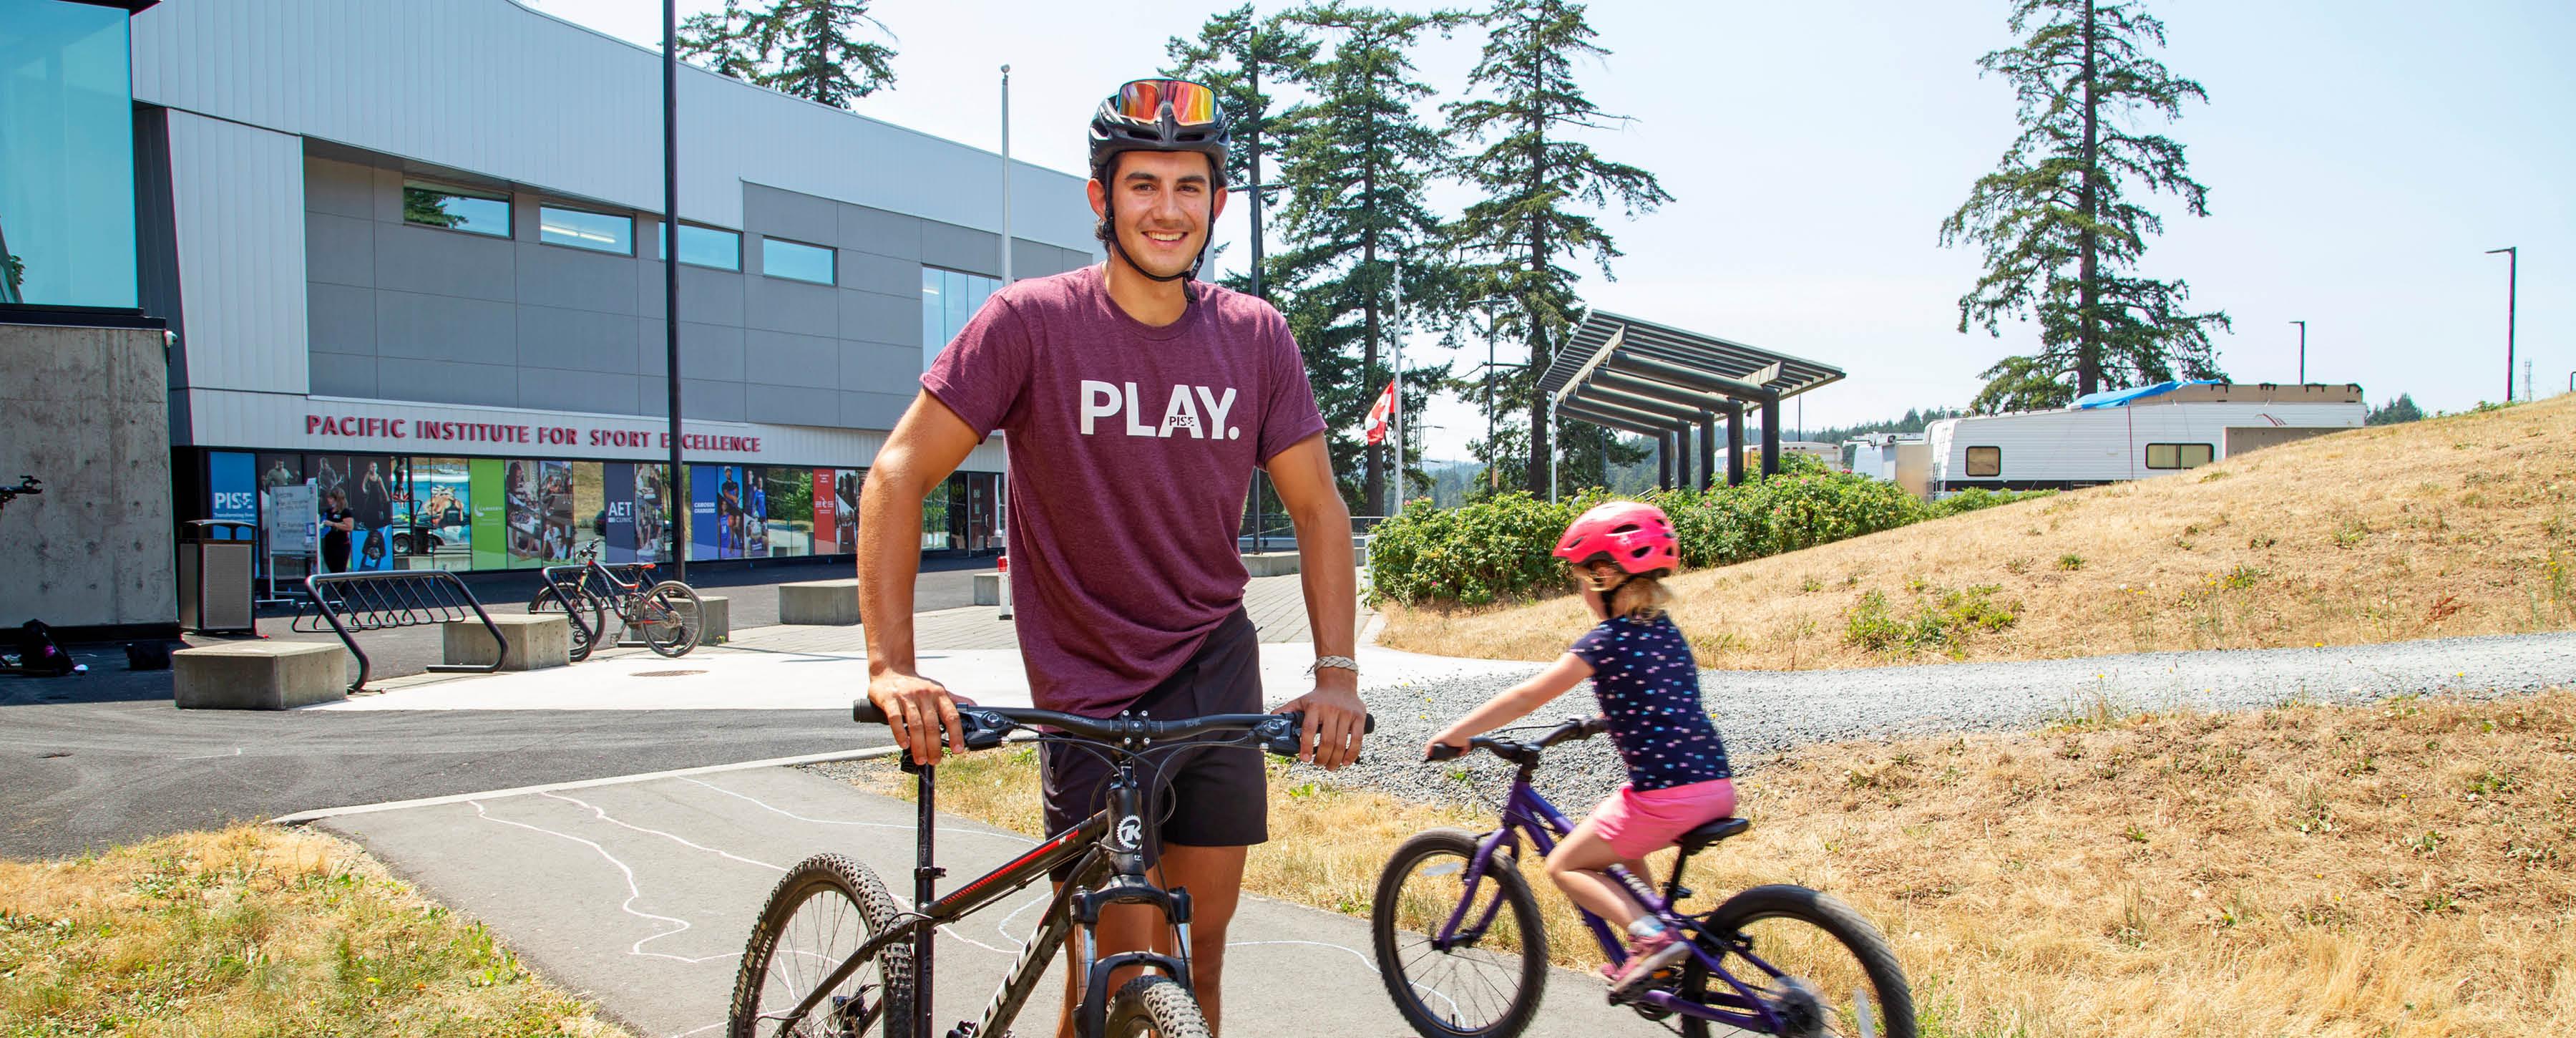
[122,0,1100,576]
[1921,382,2366,495]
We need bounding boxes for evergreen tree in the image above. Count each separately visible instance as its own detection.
[1163,6,1316,210]
[675,0,897,109]
[1269,1,1459,513]
[1446,0,1669,495]
[2366,393,2424,426]
[1941,0,2229,413]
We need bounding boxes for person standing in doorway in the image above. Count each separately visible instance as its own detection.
[318,489,356,573]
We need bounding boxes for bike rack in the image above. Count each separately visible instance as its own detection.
[296,570,506,693]
[538,561,670,650]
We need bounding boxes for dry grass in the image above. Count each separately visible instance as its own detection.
[847,690,2576,1037]
[1381,394,2576,667]
[0,825,624,1037]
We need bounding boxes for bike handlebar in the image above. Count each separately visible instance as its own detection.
[854,701,1375,760]
[1423,714,1610,763]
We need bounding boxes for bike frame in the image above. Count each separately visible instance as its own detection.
[1438,772,1791,1032]
[539,556,663,645]
[759,755,1194,1038]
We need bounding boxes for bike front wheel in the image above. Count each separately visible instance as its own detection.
[637,580,703,657]
[1681,884,1916,1038]
[528,586,603,663]
[1103,974,1212,1037]
[728,853,913,1038]
[1370,828,1548,1038]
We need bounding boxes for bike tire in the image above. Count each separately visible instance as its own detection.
[1682,884,1916,1038]
[1103,974,1212,1038]
[640,580,704,657]
[528,586,602,663]
[1370,828,1548,1038]
[728,853,913,1038]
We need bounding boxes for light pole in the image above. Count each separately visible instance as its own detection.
[1469,299,1525,492]
[2289,319,2306,384]
[661,0,686,579]
[999,64,1011,285]
[2487,246,2517,402]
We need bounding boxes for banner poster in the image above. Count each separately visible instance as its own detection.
[265,482,314,557]
[741,466,772,556]
[252,453,306,575]
[636,463,674,563]
[208,452,256,540]
[835,469,863,553]
[310,453,401,570]
[602,463,638,564]
[411,458,470,568]
[571,462,605,561]
[470,459,506,570]
[690,464,720,561]
[759,467,808,556]
[810,468,836,556]
[506,459,577,567]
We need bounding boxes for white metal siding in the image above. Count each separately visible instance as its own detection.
[129,0,1094,250]
[1934,402,2366,486]
[165,110,308,397]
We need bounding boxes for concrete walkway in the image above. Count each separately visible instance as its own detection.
[318,765,1639,1038]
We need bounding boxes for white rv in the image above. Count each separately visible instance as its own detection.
[1921,382,2366,497]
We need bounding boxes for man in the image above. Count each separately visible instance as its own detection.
[859,78,1366,1036]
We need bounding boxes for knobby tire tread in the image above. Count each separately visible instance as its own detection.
[728,853,914,1038]
[1103,974,1213,1037]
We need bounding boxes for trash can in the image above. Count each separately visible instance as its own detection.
[178,519,258,634]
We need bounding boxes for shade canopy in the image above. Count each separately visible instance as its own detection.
[1538,309,1845,488]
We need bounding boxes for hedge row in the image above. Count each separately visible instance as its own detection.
[1365,459,2051,607]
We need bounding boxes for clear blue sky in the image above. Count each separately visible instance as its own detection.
[531,0,2573,460]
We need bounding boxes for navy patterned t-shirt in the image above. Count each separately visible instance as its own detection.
[1568,615,1733,791]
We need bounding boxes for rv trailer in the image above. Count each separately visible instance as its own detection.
[1922,382,2365,498]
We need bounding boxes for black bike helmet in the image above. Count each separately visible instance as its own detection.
[1088,79,1231,282]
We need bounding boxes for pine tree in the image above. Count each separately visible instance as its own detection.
[1268,1,1459,513]
[2366,393,2424,426]
[1941,0,2229,413]
[1446,0,1669,495]
[675,0,897,109]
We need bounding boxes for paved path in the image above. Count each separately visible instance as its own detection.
[318,765,1639,1038]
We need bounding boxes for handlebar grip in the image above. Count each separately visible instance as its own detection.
[853,699,887,724]
[1424,743,1463,762]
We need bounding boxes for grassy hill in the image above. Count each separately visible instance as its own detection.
[1380,394,2576,668]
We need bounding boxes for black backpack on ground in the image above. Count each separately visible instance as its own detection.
[13,619,76,676]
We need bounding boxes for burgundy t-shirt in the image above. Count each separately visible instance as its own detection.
[921,265,1325,717]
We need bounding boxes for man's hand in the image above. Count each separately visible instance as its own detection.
[1277,671,1366,770]
[867,669,969,767]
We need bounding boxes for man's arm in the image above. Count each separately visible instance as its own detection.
[859,390,984,765]
[1264,433,1366,769]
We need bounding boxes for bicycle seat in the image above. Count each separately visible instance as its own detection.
[1677,817,1750,854]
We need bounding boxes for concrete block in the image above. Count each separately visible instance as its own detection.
[780,579,862,626]
[972,571,1001,606]
[697,595,731,644]
[444,613,570,671]
[174,641,348,709]
[1241,552,1301,578]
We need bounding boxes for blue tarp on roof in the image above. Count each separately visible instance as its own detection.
[2070,379,2225,409]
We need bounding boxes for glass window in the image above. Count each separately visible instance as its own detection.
[403,181,511,238]
[1965,446,2001,477]
[655,221,742,271]
[2145,443,2214,470]
[538,205,633,255]
[0,0,137,307]
[763,236,836,285]
[920,266,1001,370]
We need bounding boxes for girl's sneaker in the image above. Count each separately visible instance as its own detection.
[1602,928,1689,992]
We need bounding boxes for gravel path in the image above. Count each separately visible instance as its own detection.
[1316,631,2576,813]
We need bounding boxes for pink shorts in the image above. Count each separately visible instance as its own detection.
[1589,779,1738,860]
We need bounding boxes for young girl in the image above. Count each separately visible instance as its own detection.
[1426,500,1737,991]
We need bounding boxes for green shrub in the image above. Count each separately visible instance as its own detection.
[1364,491,1597,607]
[1927,486,2054,518]
[1843,583,2021,657]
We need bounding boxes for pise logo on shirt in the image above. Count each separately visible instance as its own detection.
[1078,380,1241,441]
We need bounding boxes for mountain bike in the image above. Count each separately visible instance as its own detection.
[528,543,702,660]
[1374,717,1915,1038]
[731,702,1370,1038]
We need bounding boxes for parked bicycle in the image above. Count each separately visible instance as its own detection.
[527,543,703,659]
[731,702,1371,1038]
[1373,716,1914,1038]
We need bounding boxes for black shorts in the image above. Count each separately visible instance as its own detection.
[1040,608,1267,881]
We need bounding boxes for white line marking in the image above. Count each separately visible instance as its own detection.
[467,799,740,965]
[268,744,913,824]
[175,747,244,761]
[537,791,785,873]
[678,777,1038,846]
[665,1022,725,1038]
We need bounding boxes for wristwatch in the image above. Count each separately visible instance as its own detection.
[1304,655,1359,677]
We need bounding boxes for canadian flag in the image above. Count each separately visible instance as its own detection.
[1360,379,1396,445]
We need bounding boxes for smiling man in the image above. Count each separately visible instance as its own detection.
[857,78,1365,1035]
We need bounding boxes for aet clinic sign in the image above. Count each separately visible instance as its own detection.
[303,413,763,455]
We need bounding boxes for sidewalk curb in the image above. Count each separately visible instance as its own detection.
[266,744,908,825]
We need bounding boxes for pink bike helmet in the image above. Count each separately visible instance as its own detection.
[1553,500,1679,576]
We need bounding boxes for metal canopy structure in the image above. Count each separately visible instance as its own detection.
[1538,309,1845,493]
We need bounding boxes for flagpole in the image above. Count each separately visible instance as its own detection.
[1390,256,1403,509]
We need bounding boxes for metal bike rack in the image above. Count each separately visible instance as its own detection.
[296,570,506,693]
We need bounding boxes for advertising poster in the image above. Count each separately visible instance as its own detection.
[636,463,674,563]
[602,462,638,564]
[810,468,836,556]
[506,459,576,566]
[253,454,305,576]
[572,462,605,561]
[208,452,256,540]
[761,467,811,556]
[411,458,471,570]
[311,453,402,570]
[690,464,720,561]
[469,459,506,571]
[836,469,863,553]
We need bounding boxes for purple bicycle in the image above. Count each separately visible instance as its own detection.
[1372,717,1915,1038]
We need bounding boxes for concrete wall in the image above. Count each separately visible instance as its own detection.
[0,324,177,631]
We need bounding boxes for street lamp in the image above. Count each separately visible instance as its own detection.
[2487,247,2517,402]
[2288,319,2306,384]
[1467,298,1525,491]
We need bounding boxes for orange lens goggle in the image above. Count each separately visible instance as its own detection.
[1116,79,1218,125]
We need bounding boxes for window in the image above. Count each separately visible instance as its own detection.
[403,181,511,238]
[920,266,999,370]
[1965,446,2001,477]
[762,236,836,285]
[655,221,741,271]
[0,0,137,307]
[538,205,633,255]
[2145,442,2214,470]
